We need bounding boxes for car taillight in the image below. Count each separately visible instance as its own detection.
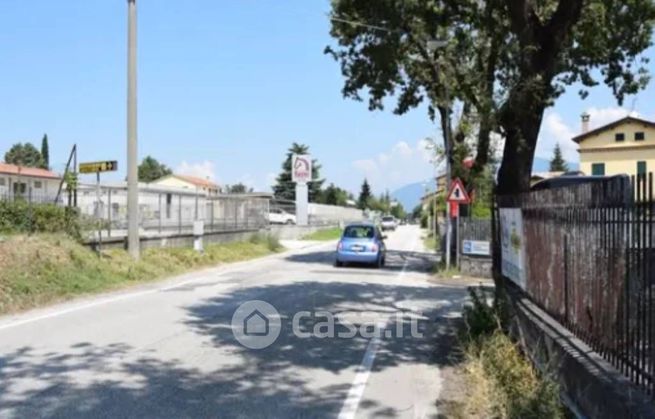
[371,244,378,253]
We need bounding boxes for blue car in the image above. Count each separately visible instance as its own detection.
[335,223,386,268]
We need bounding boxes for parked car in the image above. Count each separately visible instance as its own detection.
[268,208,296,224]
[335,223,386,268]
[380,216,397,231]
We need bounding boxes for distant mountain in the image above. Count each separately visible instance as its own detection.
[391,182,432,211]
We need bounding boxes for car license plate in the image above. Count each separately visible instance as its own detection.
[351,245,364,252]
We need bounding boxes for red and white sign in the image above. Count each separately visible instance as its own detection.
[292,154,312,184]
[447,178,470,204]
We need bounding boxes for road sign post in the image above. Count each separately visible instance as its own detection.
[79,161,118,255]
[446,178,470,270]
[292,154,312,226]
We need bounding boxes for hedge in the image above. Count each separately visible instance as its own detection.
[0,200,81,238]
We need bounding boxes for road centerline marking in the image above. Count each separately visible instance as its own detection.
[338,230,420,419]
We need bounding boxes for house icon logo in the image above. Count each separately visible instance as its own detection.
[231,300,281,349]
[244,309,269,336]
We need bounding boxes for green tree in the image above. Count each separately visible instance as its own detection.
[357,179,372,210]
[549,143,569,172]
[4,143,43,168]
[40,134,50,170]
[390,202,406,219]
[226,183,252,194]
[138,156,172,182]
[272,143,325,202]
[321,183,349,206]
[326,0,655,193]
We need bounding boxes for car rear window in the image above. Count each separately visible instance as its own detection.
[382,217,394,221]
[343,225,375,239]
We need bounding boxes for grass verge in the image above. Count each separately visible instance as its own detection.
[0,233,283,315]
[422,232,438,252]
[301,227,342,241]
[448,287,564,418]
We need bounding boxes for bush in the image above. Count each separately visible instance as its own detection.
[0,200,80,238]
[249,232,282,251]
[460,286,563,418]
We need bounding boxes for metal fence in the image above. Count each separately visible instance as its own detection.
[496,174,655,395]
[76,185,269,238]
[459,217,492,242]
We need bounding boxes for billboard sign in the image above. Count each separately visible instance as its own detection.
[292,154,312,184]
[500,208,526,289]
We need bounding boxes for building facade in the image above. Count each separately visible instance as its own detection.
[150,174,220,196]
[575,116,655,177]
[0,163,62,202]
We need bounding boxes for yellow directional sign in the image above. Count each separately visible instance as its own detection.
[79,161,118,174]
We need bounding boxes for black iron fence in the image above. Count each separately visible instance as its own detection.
[496,174,655,395]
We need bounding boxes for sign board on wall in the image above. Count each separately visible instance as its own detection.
[462,240,491,256]
[292,155,312,184]
[499,208,527,289]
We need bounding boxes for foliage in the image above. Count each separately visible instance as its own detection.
[225,183,253,194]
[40,134,50,170]
[248,232,282,251]
[0,200,81,238]
[326,0,655,194]
[390,202,406,219]
[301,227,343,241]
[138,156,172,182]
[357,178,372,209]
[0,234,284,314]
[319,183,350,206]
[460,287,563,418]
[272,143,325,202]
[549,143,569,172]
[4,142,44,168]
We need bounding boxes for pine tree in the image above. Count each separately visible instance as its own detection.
[272,143,324,202]
[357,179,372,209]
[549,143,569,172]
[41,134,50,170]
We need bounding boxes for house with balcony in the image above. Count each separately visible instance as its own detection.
[575,114,655,177]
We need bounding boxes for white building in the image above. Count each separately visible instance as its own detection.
[0,163,61,201]
[150,174,221,196]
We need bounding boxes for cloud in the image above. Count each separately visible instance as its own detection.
[351,139,434,193]
[175,160,217,182]
[586,107,640,129]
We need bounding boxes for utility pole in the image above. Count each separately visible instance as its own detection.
[127,0,140,259]
[444,85,452,270]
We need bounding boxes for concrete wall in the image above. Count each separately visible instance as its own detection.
[269,224,339,240]
[459,255,492,278]
[308,204,363,225]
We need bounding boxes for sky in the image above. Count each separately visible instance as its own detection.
[2,1,655,195]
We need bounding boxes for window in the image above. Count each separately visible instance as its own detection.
[637,161,647,175]
[635,132,645,141]
[615,133,625,142]
[0,178,5,187]
[33,181,42,189]
[591,163,605,176]
[343,225,375,239]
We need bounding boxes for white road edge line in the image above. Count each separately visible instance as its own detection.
[0,242,335,332]
[337,231,421,419]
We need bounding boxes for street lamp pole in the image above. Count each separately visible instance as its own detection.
[127,0,139,259]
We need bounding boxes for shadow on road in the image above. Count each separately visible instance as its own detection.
[0,280,467,418]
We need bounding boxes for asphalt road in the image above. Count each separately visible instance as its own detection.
[0,225,470,419]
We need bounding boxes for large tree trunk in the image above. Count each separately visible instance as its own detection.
[496,76,549,195]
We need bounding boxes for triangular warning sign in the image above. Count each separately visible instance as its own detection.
[447,178,470,203]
